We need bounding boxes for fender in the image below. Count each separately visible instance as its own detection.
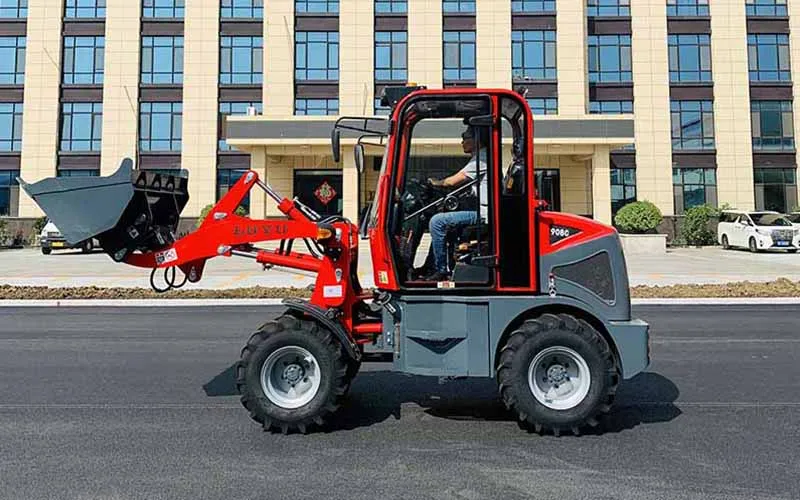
[282,298,362,362]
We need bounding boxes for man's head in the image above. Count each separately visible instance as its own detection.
[461,126,488,154]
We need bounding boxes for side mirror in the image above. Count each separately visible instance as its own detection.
[331,128,341,163]
[354,144,365,174]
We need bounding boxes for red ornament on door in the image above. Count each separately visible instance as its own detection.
[314,181,337,205]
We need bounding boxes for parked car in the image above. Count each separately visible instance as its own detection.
[39,220,99,255]
[787,212,800,227]
[717,210,800,253]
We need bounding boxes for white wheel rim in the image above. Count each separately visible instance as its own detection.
[260,346,321,409]
[528,346,592,410]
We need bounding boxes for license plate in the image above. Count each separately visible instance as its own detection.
[776,241,789,246]
[51,242,64,247]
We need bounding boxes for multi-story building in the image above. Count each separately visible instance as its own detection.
[2,0,799,227]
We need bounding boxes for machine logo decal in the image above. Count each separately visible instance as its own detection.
[378,271,388,284]
[232,224,290,237]
[549,224,581,244]
[323,285,343,298]
[155,248,178,265]
[314,181,337,205]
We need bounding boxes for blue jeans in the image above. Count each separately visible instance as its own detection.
[429,211,478,273]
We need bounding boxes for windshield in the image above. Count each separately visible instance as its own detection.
[751,214,792,226]
[787,214,800,223]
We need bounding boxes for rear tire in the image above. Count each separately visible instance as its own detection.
[496,313,619,436]
[81,240,94,253]
[236,313,350,434]
[721,235,730,250]
[41,247,51,255]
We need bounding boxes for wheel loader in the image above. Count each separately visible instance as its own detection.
[19,85,650,435]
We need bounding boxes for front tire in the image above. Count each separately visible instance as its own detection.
[41,247,52,255]
[721,234,730,250]
[496,313,618,436]
[749,237,758,253]
[236,313,350,434]
[81,239,94,253]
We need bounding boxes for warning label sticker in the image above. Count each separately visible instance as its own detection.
[155,248,178,265]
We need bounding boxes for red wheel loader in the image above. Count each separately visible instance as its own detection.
[19,86,649,435]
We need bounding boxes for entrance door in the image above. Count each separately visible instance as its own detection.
[293,169,343,217]
[535,169,560,211]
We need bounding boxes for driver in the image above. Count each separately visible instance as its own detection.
[421,126,489,281]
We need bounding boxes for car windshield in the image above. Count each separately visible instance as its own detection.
[787,214,800,223]
[751,214,792,226]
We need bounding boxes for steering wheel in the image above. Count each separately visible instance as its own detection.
[402,175,482,223]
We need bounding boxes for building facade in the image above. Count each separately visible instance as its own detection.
[1,0,799,225]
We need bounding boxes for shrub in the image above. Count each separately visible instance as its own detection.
[0,219,7,246]
[195,203,248,229]
[33,216,48,235]
[613,200,663,234]
[682,204,718,246]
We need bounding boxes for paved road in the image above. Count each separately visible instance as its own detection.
[0,305,798,500]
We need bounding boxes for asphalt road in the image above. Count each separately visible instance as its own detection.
[0,305,798,500]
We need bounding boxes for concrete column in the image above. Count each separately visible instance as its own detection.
[101,0,141,177]
[182,0,220,216]
[710,0,754,210]
[556,0,587,117]
[631,0,673,215]
[264,0,294,117]
[592,146,612,224]
[18,0,65,217]
[476,0,511,89]
[407,0,442,88]
[342,146,359,222]
[339,0,373,115]
[264,154,294,217]
[249,147,267,218]
[788,1,800,206]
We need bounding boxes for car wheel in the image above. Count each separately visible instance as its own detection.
[81,240,94,253]
[749,237,759,253]
[789,249,797,254]
[721,235,730,250]
[41,247,52,255]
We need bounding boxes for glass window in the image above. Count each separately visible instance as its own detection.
[443,30,476,82]
[295,31,339,81]
[296,0,338,13]
[673,167,717,214]
[527,97,558,115]
[588,35,631,83]
[58,169,100,177]
[666,0,708,16]
[512,1,555,12]
[219,101,263,151]
[139,102,182,152]
[141,36,183,84]
[65,0,105,18]
[751,100,795,151]
[754,168,797,213]
[748,34,791,82]
[374,95,392,115]
[512,30,557,81]
[670,100,715,150]
[443,0,475,12]
[217,168,251,212]
[611,167,636,216]
[0,0,26,18]
[668,34,712,82]
[375,31,407,82]
[63,36,104,85]
[220,36,263,85]
[143,0,184,18]
[590,100,633,114]
[295,98,339,115]
[0,102,23,152]
[60,102,103,152]
[0,36,25,85]
[746,0,787,17]
[587,0,630,16]
[0,170,20,217]
[221,0,263,18]
[375,0,406,13]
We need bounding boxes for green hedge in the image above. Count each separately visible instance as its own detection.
[682,204,718,246]
[613,200,663,234]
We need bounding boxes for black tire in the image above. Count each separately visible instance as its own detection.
[789,249,797,254]
[41,247,52,255]
[236,313,350,434]
[721,234,730,250]
[81,240,94,253]
[749,237,758,253]
[496,313,619,436]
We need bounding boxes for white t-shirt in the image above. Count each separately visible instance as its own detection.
[458,150,488,219]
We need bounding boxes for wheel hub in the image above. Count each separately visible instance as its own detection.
[546,363,568,384]
[283,363,304,385]
[260,346,321,409]
[528,346,592,410]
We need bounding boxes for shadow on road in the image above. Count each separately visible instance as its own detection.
[204,364,680,434]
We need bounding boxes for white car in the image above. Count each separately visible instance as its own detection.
[39,220,99,255]
[787,212,800,227]
[717,210,800,253]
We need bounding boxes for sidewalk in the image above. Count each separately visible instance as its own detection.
[2,245,800,290]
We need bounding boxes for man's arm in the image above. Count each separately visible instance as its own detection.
[429,170,469,187]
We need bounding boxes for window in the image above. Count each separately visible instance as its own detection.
[221,0,263,18]
[751,100,795,151]
[295,32,339,80]
[0,0,26,18]
[588,35,631,83]
[375,31,407,82]
[754,168,797,213]
[611,168,636,216]
[295,98,339,115]
[443,0,475,12]
[746,0,787,17]
[60,102,103,152]
[220,36,263,85]
[295,0,339,14]
[141,36,183,84]
[590,100,633,114]
[65,0,105,18]
[748,34,791,82]
[0,37,25,85]
[375,0,406,13]
[666,0,708,16]
[217,169,251,211]
[374,96,391,115]
[219,101,263,150]
[143,0,184,18]
[668,34,711,82]
[0,170,19,216]
[527,97,558,115]
[443,31,476,82]
[671,100,715,150]
[0,103,23,152]
[512,30,556,81]
[673,168,717,214]
[512,1,555,12]
[139,102,182,152]
[58,169,100,177]
[587,0,630,16]
[63,36,104,85]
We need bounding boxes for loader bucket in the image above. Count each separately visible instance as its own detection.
[19,158,190,262]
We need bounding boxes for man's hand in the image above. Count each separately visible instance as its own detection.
[428,177,445,187]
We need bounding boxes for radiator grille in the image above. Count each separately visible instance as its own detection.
[552,251,615,302]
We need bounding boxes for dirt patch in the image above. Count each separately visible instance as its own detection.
[630,278,800,298]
